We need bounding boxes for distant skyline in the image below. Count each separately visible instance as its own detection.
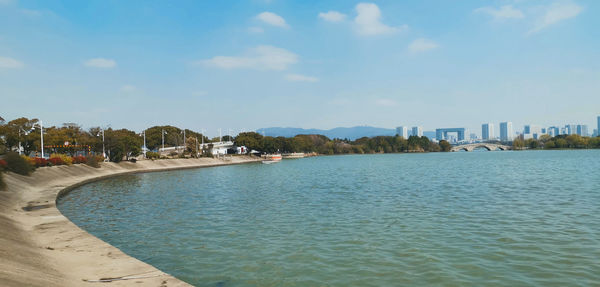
[1,0,599,137]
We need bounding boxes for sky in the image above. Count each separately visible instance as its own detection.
[1,0,599,137]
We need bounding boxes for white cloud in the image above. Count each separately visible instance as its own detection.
[199,45,298,71]
[529,2,582,34]
[319,11,346,22]
[408,38,438,53]
[475,5,524,20]
[120,85,136,92]
[285,74,319,82]
[256,11,289,28]
[248,26,264,34]
[0,56,23,68]
[375,98,397,107]
[354,3,407,36]
[84,58,116,68]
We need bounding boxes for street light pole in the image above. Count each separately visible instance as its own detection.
[31,121,44,158]
[143,129,147,158]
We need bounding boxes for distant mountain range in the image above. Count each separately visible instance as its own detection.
[256,126,436,140]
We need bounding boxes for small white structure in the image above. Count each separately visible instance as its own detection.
[236,146,247,154]
[201,141,234,156]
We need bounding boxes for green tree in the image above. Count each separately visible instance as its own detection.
[439,140,451,152]
[513,138,525,150]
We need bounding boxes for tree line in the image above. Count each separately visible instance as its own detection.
[234,132,452,154]
[513,134,600,150]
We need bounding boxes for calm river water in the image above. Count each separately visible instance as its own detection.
[58,150,600,286]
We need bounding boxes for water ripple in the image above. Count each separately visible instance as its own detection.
[58,150,600,286]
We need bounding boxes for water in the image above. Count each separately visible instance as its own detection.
[58,150,600,286]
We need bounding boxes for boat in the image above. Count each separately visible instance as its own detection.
[262,153,282,164]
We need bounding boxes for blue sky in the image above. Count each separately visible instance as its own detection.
[1,0,599,136]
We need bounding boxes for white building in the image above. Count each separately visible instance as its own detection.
[500,122,513,141]
[482,123,494,141]
[411,126,423,137]
[396,126,408,138]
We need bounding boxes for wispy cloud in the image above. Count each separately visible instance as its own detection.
[0,0,15,5]
[199,45,298,71]
[0,56,24,68]
[529,2,582,34]
[408,38,438,53]
[319,11,346,23]
[285,74,319,82]
[355,3,407,36]
[475,5,524,20]
[84,58,116,68]
[256,11,289,28]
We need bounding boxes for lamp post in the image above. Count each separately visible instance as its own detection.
[162,129,167,152]
[97,128,105,159]
[29,121,44,158]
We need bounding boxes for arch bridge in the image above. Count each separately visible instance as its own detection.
[450,143,511,152]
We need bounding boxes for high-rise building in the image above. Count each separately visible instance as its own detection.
[436,128,466,142]
[396,126,408,138]
[566,124,576,135]
[597,116,600,136]
[411,126,423,137]
[500,122,513,142]
[548,126,560,137]
[482,123,494,141]
[524,125,542,139]
[576,125,589,137]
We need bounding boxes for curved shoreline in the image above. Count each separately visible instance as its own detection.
[0,156,260,287]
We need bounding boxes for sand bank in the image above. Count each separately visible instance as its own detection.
[0,156,260,286]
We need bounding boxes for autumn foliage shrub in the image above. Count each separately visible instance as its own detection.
[33,157,48,167]
[49,154,73,165]
[0,159,7,170]
[4,152,35,175]
[72,155,87,164]
[85,155,103,168]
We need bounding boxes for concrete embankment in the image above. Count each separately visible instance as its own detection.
[0,156,260,287]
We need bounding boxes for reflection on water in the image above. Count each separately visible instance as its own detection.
[58,150,600,286]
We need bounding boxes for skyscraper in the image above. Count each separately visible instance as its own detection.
[481,123,494,141]
[566,124,576,135]
[576,125,589,137]
[597,116,600,136]
[500,122,513,141]
[396,126,408,138]
[411,126,423,137]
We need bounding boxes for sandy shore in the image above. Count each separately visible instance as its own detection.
[0,156,260,287]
